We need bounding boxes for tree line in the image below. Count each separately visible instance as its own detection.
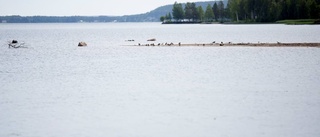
[228,0,320,22]
[161,1,227,23]
[161,0,320,23]
[0,15,121,23]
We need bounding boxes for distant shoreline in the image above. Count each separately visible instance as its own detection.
[125,42,320,47]
[161,19,320,25]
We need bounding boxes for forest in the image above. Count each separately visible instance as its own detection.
[228,0,320,22]
[161,0,320,23]
[161,1,227,23]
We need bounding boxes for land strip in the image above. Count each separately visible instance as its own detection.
[125,42,320,47]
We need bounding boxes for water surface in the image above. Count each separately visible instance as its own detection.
[0,23,320,137]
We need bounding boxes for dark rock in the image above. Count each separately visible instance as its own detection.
[78,42,87,46]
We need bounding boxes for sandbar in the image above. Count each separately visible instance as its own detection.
[126,42,320,47]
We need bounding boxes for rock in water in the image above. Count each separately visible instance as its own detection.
[12,40,18,43]
[78,42,87,46]
[147,38,156,41]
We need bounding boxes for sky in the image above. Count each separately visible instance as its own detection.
[0,0,207,16]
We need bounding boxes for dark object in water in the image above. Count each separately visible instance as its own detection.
[147,38,156,41]
[8,40,26,48]
[220,42,224,46]
[78,42,87,46]
[12,40,18,43]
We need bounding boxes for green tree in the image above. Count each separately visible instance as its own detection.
[205,4,214,22]
[245,0,256,20]
[160,16,165,22]
[166,12,172,21]
[307,0,319,18]
[288,0,297,19]
[197,6,205,21]
[269,0,282,21]
[298,0,308,19]
[172,2,185,21]
[184,2,198,21]
[280,0,289,20]
[185,2,193,21]
[239,0,247,20]
[191,3,198,21]
[213,2,219,21]
[218,1,225,22]
[228,0,240,22]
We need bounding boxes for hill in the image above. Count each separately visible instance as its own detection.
[120,0,228,22]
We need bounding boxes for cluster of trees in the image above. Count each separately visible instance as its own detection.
[162,0,320,23]
[160,1,226,23]
[227,0,320,22]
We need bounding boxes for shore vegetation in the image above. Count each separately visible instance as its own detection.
[161,0,320,24]
[276,19,320,25]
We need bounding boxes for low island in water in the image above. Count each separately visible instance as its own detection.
[126,42,320,47]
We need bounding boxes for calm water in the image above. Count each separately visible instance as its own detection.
[0,23,320,137]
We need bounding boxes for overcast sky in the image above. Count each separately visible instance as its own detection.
[0,0,208,16]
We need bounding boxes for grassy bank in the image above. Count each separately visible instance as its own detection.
[276,19,319,25]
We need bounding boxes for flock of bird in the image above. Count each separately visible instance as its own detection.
[133,41,226,47]
[7,39,286,48]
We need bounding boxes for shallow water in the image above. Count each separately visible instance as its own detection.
[0,23,320,137]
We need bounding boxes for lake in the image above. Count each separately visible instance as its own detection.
[0,23,320,137]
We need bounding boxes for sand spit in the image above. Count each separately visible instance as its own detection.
[125,42,320,47]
